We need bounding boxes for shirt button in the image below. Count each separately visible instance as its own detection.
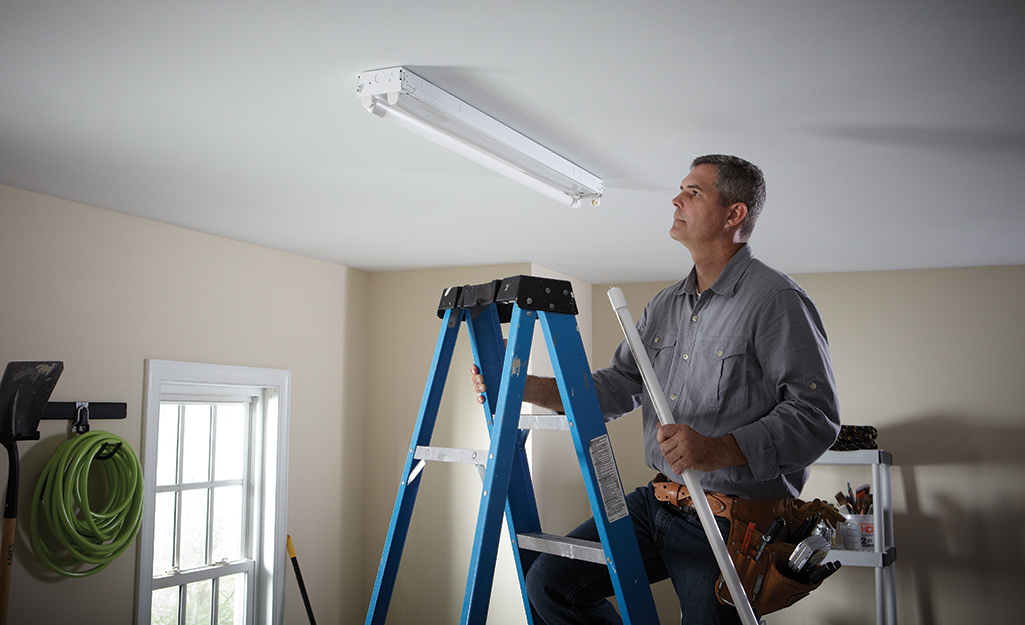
[809,382,818,390]
[682,354,689,360]
[717,349,724,357]
[670,394,678,401]
[691,315,699,322]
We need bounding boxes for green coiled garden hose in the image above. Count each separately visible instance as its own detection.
[29,430,144,577]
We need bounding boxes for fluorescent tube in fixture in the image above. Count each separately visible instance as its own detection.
[357,67,603,208]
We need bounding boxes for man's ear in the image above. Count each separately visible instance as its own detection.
[726,202,748,229]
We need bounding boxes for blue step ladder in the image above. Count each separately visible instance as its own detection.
[364,275,661,625]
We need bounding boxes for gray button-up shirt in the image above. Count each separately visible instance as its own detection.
[592,245,840,500]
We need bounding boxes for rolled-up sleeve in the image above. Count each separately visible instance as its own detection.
[730,288,840,481]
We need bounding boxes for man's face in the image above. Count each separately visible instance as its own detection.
[669,163,731,247]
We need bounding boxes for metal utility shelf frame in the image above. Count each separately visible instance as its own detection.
[814,449,897,625]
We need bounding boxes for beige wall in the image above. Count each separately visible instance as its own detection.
[0,185,368,624]
[4,183,1024,624]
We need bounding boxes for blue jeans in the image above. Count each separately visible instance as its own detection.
[524,482,742,625]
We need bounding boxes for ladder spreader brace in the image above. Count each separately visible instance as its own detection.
[364,275,661,624]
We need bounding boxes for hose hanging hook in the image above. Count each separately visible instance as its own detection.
[71,402,90,436]
[94,441,122,460]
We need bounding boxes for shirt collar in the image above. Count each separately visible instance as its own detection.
[672,244,755,298]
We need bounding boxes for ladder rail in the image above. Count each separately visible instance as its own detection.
[466,305,543,624]
[537,310,661,624]
[461,305,540,624]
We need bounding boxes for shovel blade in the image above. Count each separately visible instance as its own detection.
[0,361,64,442]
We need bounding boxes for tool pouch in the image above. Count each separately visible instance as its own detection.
[715,497,842,616]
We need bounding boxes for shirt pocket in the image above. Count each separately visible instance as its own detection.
[689,336,750,408]
[639,325,677,375]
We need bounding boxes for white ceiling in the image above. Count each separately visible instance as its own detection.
[2,1,1024,284]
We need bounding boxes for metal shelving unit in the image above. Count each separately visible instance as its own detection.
[814,449,897,625]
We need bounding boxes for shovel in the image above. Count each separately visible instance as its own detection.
[0,361,63,625]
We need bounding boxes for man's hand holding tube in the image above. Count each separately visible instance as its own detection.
[656,423,747,473]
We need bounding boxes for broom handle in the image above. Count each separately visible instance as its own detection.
[287,535,316,625]
[0,440,17,625]
[0,516,15,625]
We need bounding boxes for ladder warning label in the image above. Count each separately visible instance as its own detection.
[589,435,628,523]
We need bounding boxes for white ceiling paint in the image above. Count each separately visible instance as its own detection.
[2,0,1023,284]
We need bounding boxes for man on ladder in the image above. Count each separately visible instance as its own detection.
[472,154,841,624]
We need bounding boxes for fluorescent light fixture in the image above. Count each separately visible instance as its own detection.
[357,67,603,208]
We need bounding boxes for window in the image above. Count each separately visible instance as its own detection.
[138,361,291,625]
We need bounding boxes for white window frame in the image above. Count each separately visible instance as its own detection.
[137,360,291,625]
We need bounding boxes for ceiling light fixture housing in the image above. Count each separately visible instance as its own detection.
[357,67,603,208]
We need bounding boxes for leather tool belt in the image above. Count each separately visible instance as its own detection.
[652,473,734,518]
[650,473,845,617]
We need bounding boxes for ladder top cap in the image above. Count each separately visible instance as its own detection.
[497,276,578,315]
[437,275,578,319]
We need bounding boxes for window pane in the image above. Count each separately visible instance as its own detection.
[180,489,209,570]
[153,491,177,575]
[218,573,246,625]
[214,404,245,481]
[152,586,180,625]
[211,485,243,563]
[185,579,212,625]
[157,404,180,486]
[182,405,212,484]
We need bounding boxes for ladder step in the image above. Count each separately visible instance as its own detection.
[414,446,488,466]
[516,532,607,565]
[517,414,570,431]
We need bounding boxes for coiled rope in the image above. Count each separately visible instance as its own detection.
[29,430,144,577]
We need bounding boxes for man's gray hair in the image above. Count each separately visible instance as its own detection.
[691,154,766,241]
